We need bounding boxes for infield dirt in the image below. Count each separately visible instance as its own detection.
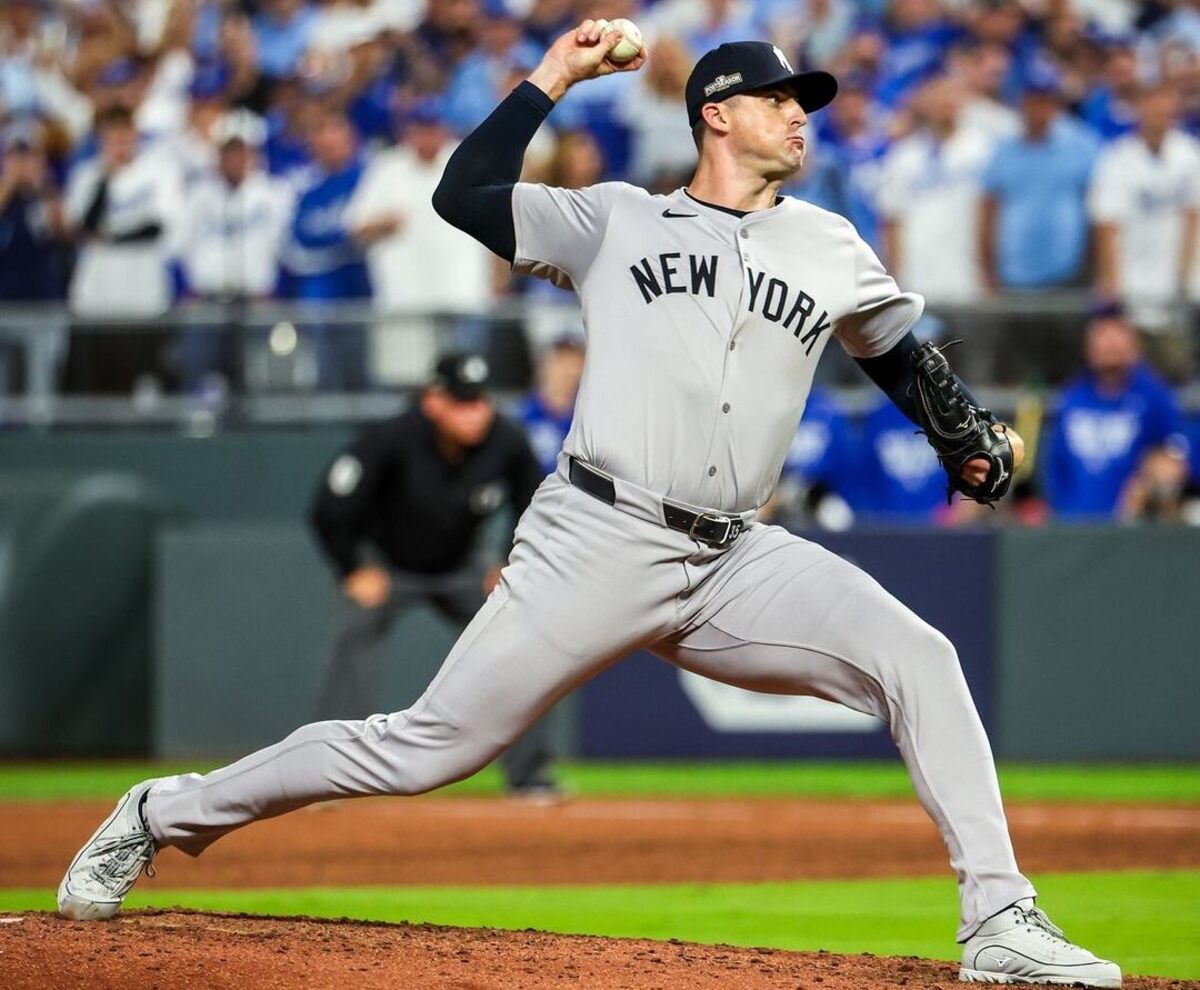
[3,911,1198,990]
[3,796,1199,887]
[3,796,1198,988]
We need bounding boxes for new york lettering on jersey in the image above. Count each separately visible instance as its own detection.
[744,267,832,353]
[628,252,718,302]
[627,251,832,355]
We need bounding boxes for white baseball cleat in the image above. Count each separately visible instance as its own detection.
[57,778,163,920]
[960,900,1122,987]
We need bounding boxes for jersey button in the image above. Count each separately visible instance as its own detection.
[729,341,736,351]
[721,403,731,413]
[739,229,749,239]
[708,466,717,477]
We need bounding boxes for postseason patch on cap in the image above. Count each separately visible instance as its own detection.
[704,72,743,97]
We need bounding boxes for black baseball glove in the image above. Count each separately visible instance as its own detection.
[908,341,1014,506]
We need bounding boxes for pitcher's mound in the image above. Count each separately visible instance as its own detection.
[0,910,1189,990]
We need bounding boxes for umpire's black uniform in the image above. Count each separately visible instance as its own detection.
[310,354,556,794]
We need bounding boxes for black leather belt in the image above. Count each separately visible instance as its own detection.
[568,457,745,549]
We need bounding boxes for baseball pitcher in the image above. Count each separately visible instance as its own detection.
[59,23,1119,987]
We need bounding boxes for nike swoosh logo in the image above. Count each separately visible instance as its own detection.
[662,209,699,218]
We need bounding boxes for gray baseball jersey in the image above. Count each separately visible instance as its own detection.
[142,181,1034,942]
[512,184,922,511]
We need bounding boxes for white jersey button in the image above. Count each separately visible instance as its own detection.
[739,229,749,238]
[708,466,717,477]
[721,403,731,413]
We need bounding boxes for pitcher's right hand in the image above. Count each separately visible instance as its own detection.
[527,20,646,101]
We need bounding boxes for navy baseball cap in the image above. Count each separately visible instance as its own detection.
[406,95,445,127]
[1089,297,1127,321]
[480,0,517,19]
[1023,59,1064,97]
[685,41,838,127]
[97,59,140,88]
[433,353,491,401]
[189,61,230,101]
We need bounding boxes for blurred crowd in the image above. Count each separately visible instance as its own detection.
[0,0,1198,520]
[774,302,1199,526]
[1,0,1198,328]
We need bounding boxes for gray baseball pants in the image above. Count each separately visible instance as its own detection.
[145,460,1035,940]
[315,565,557,791]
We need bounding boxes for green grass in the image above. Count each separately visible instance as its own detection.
[4,871,1197,978]
[1,759,1197,803]
[5,762,1195,977]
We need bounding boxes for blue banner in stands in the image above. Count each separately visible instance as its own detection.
[578,528,997,758]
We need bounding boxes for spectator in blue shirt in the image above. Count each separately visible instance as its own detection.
[0,122,67,302]
[412,0,483,79]
[0,121,68,395]
[785,389,856,491]
[443,0,544,135]
[683,0,760,55]
[966,0,1042,105]
[265,89,316,181]
[516,336,584,476]
[784,138,852,219]
[814,72,890,250]
[1079,38,1141,140]
[875,0,960,107]
[1045,304,1190,519]
[1190,417,1200,487]
[279,106,371,390]
[979,65,1099,291]
[859,400,947,521]
[253,0,317,82]
[777,388,860,529]
[191,0,225,64]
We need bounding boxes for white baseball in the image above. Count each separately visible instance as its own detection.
[600,17,643,63]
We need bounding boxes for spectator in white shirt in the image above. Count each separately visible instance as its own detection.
[66,107,181,317]
[877,75,995,305]
[175,109,294,393]
[155,63,229,188]
[62,106,183,392]
[1089,85,1200,377]
[0,0,92,145]
[344,96,493,383]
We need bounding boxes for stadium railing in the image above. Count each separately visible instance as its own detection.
[0,295,1195,428]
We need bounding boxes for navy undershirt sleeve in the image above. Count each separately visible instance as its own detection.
[432,80,555,262]
[855,332,921,423]
[855,332,982,425]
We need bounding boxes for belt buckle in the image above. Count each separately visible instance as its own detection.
[689,512,741,548]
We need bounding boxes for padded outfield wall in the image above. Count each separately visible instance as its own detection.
[149,523,1199,761]
[0,431,1196,760]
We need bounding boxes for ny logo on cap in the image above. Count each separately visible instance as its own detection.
[773,45,794,73]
